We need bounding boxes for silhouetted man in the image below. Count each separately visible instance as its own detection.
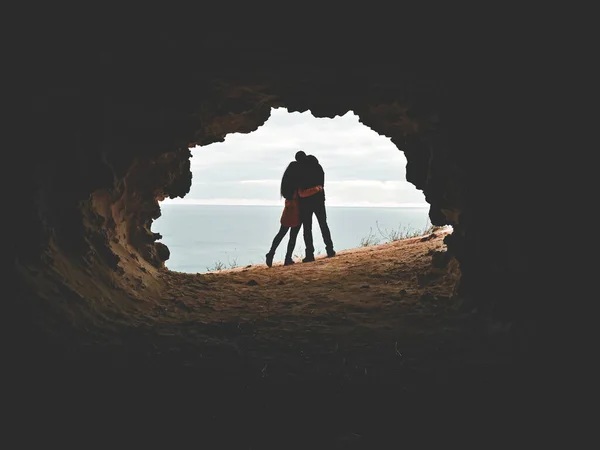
[295,150,335,262]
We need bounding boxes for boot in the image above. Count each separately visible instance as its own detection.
[302,254,315,263]
[265,252,274,268]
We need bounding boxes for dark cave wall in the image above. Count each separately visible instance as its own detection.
[9,19,546,349]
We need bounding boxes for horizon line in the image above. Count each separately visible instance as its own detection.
[160,201,429,208]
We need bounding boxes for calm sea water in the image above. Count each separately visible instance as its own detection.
[152,205,430,273]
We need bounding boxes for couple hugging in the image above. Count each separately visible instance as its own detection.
[265,151,336,267]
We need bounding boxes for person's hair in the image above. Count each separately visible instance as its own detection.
[307,154,318,164]
[280,161,299,200]
[295,150,307,162]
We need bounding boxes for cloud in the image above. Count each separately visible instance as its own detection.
[238,179,280,185]
[162,108,427,207]
[161,197,282,206]
[328,180,410,189]
[162,197,428,207]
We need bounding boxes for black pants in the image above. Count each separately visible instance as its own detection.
[299,193,334,256]
[268,225,301,260]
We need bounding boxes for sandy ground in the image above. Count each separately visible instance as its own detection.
[73,227,512,383]
[13,228,527,447]
[147,229,469,378]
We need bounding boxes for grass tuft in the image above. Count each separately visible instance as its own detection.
[359,227,381,247]
[360,219,443,247]
[206,260,226,271]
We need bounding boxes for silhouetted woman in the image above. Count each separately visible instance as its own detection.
[265,161,322,267]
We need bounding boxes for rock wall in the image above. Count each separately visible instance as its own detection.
[8,15,553,360]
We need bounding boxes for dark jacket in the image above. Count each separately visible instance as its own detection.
[299,155,325,190]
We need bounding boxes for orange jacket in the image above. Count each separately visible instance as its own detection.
[280,186,323,227]
[298,185,323,198]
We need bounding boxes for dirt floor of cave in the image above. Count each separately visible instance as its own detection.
[17,229,523,445]
[73,228,512,390]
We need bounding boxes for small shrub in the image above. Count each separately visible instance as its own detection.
[206,260,226,271]
[375,219,438,243]
[225,249,238,269]
[359,227,380,247]
[375,221,403,241]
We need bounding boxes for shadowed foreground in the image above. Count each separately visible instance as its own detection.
[8,230,549,447]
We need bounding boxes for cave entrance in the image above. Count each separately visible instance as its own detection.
[152,108,431,273]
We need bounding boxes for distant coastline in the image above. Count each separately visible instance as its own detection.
[160,202,430,208]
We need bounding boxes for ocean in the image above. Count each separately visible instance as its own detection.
[152,204,431,273]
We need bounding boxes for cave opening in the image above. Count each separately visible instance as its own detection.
[152,107,433,273]
[6,16,570,440]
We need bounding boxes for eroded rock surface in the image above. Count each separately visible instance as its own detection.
[9,17,552,371]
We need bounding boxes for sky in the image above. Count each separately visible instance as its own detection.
[162,108,428,207]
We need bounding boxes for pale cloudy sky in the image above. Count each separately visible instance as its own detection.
[162,108,428,207]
